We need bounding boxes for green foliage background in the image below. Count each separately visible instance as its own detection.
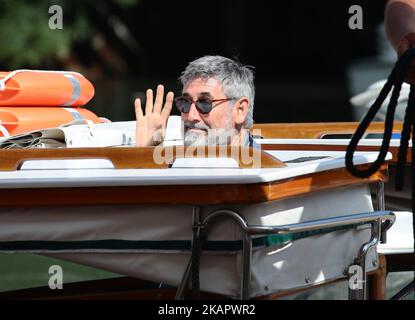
[0,0,139,69]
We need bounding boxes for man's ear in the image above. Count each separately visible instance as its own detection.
[233,97,249,126]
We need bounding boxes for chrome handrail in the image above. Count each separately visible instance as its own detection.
[176,209,396,300]
[244,211,395,236]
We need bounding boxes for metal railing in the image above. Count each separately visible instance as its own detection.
[176,208,396,300]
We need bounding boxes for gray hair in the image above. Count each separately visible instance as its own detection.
[179,55,255,129]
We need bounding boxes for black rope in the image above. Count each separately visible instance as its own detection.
[346,47,415,259]
[191,225,205,300]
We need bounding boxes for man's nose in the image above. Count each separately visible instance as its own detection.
[186,103,202,122]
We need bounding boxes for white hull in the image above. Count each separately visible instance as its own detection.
[0,185,376,298]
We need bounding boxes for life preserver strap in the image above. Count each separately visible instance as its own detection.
[0,122,10,137]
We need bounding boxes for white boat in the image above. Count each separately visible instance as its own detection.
[251,121,414,300]
[0,138,397,299]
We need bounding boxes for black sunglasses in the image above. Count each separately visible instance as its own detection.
[174,96,236,114]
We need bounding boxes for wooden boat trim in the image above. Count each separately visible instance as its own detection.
[0,163,387,207]
[251,122,403,139]
[0,146,285,171]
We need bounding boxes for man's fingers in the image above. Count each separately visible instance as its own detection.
[161,91,174,121]
[134,98,143,120]
[153,84,164,114]
[145,89,154,115]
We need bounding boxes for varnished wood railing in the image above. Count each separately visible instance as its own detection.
[251,122,403,139]
[0,146,286,171]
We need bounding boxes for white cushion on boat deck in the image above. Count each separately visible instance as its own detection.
[171,157,239,168]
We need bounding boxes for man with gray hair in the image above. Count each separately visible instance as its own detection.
[134,55,256,147]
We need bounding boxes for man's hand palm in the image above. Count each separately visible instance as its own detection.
[137,113,165,145]
[135,85,174,147]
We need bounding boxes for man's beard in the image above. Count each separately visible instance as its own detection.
[183,122,237,146]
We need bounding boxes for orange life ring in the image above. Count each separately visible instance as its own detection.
[0,70,95,107]
[0,107,100,137]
